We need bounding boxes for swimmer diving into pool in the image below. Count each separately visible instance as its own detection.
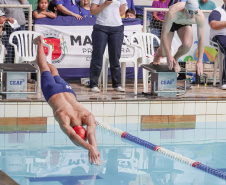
[153,0,205,76]
[34,35,101,166]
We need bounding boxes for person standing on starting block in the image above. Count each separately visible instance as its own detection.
[153,0,205,76]
[34,35,101,165]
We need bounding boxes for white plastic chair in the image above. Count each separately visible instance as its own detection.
[9,31,52,89]
[0,44,5,63]
[102,36,142,94]
[209,38,224,87]
[130,32,174,93]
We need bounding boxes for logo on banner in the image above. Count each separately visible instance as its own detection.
[42,30,68,63]
[10,79,25,85]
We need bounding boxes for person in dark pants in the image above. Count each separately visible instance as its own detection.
[89,0,126,93]
[209,0,226,89]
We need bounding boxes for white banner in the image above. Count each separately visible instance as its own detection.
[34,24,142,69]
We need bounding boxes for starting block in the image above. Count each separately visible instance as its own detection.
[0,64,38,99]
[142,64,186,97]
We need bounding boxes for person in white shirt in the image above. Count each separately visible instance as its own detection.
[89,0,127,93]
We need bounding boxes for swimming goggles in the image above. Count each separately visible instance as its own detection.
[186,9,198,15]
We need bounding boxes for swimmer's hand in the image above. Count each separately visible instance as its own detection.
[88,145,102,166]
[196,61,203,76]
[167,55,176,70]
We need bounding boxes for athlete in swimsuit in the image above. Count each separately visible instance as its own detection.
[35,35,101,165]
[153,0,205,76]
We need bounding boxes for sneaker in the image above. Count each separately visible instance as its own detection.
[222,84,226,90]
[114,86,125,92]
[90,87,100,93]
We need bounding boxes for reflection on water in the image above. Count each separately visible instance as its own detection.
[0,126,226,185]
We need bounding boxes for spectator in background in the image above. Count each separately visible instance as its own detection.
[125,8,136,18]
[151,0,170,36]
[121,0,135,18]
[80,0,93,17]
[0,0,29,63]
[55,0,82,20]
[89,0,127,93]
[48,0,58,16]
[199,0,216,10]
[33,0,57,19]
[209,0,226,89]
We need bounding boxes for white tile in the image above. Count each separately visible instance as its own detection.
[196,115,205,123]
[103,102,115,116]
[0,103,4,117]
[0,134,4,147]
[206,101,217,115]
[29,133,43,147]
[43,104,53,117]
[172,101,184,115]
[216,129,226,140]
[205,115,217,129]
[150,102,161,115]
[205,115,217,123]
[174,130,184,141]
[127,102,139,116]
[103,116,115,125]
[195,101,206,115]
[217,115,226,122]
[184,101,196,115]
[162,101,173,115]
[54,120,62,133]
[217,102,226,114]
[149,131,161,144]
[138,102,150,115]
[47,117,55,133]
[91,102,104,116]
[194,129,206,141]
[30,102,43,117]
[80,102,92,112]
[127,116,139,124]
[54,133,67,146]
[18,103,30,117]
[206,129,217,141]
[217,122,226,129]
[95,117,104,124]
[115,102,127,116]
[5,103,17,117]
[196,122,206,129]
[115,116,127,124]
[42,133,54,147]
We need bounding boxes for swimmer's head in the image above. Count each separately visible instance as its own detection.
[185,0,199,11]
[185,0,199,18]
[73,126,87,140]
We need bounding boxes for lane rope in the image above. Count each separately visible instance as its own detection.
[95,121,226,181]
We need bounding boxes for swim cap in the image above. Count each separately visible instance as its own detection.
[73,126,86,140]
[185,0,199,11]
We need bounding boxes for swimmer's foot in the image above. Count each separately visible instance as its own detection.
[153,57,160,65]
[174,62,181,73]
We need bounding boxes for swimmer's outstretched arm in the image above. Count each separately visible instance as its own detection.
[82,113,102,165]
[59,118,100,164]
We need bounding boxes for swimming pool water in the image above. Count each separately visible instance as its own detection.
[0,122,226,185]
